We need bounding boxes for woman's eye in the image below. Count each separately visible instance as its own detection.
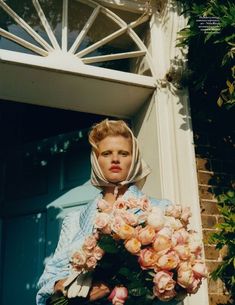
[120,151,129,156]
[102,151,111,156]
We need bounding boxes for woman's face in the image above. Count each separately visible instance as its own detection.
[97,135,132,183]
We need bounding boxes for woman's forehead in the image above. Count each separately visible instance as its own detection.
[98,135,132,150]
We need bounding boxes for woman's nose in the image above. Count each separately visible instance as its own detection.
[111,153,120,163]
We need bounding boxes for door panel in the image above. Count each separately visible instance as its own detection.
[0,129,98,305]
[1,213,46,305]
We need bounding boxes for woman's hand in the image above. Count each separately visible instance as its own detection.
[88,282,110,301]
[54,278,67,293]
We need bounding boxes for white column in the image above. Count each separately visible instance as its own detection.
[142,1,209,304]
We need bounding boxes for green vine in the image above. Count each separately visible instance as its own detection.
[176,0,235,109]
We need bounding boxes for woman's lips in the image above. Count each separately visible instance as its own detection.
[109,166,121,172]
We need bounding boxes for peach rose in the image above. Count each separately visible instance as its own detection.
[118,224,135,240]
[188,232,202,256]
[94,212,110,229]
[83,235,97,251]
[108,286,128,305]
[124,238,141,254]
[71,250,87,269]
[147,208,165,231]
[156,251,180,270]
[153,286,176,301]
[153,235,172,254]
[138,248,158,270]
[165,204,182,218]
[157,227,173,238]
[93,246,104,260]
[153,271,175,293]
[86,256,97,270]
[137,225,156,245]
[174,245,191,260]
[164,216,183,230]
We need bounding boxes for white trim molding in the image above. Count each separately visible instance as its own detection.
[147,1,209,305]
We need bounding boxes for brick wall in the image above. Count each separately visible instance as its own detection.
[194,131,235,305]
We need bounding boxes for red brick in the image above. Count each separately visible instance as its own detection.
[196,158,211,171]
[203,229,217,244]
[199,186,216,200]
[206,261,221,273]
[204,245,219,260]
[198,171,214,185]
[209,293,231,305]
[201,201,220,215]
[201,215,217,228]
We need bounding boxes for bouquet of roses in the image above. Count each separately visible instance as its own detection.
[58,197,207,305]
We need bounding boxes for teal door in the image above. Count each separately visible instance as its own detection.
[0,129,99,305]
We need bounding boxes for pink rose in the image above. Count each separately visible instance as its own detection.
[122,211,138,226]
[177,262,194,288]
[94,213,110,229]
[138,248,158,270]
[172,228,189,245]
[153,271,175,293]
[181,207,192,224]
[137,225,156,245]
[86,256,97,270]
[165,204,182,218]
[138,197,152,211]
[153,286,176,301]
[93,246,104,260]
[187,277,201,294]
[82,235,97,251]
[125,238,141,254]
[111,215,126,233]
[156,251,180,270]
[153,235,172,254]
[97,199,113,212]
[192,262,208,278]
[174,245,191,260]
[108,286,128,305]
[101,224,112,235]
[113,198,128,210]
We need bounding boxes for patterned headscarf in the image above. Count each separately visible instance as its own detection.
[90,124,151,194]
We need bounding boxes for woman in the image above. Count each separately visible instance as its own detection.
[36,119,172,305]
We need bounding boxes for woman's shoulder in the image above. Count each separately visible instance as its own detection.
[148,196,172,210]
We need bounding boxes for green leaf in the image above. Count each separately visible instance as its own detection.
[217,96,223,107]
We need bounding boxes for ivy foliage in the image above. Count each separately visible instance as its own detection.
[209,190,235,299]
[176,0,235,110]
